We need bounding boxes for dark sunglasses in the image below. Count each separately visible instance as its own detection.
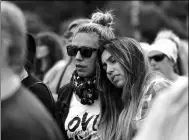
[67,45,97,58]
[148,54,166,62]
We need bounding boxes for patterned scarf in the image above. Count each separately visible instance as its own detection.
[71,70,98,105]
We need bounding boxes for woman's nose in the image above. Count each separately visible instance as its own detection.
[106,64,114,75]
[150,59,156,65]
[75,51,82,61]
[149,59,157,68]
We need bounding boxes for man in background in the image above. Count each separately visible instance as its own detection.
[1,1,63,140]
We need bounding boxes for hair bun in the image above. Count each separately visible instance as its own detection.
[91,11,114,29]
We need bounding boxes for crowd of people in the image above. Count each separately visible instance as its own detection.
[1,1,188,140]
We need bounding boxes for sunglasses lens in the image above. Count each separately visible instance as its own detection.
[67,45,77,56]
[80,48,93,58]
[149,54,165,62]
[67,45,96,58]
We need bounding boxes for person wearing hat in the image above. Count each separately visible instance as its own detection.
[20,33,56,117]
[140,42,151,58]
[148,38,185,82]
[154,29,188,76]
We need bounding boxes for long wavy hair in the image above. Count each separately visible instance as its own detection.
[97,37,151,140]
[35,32,64,79]
[63,18,91,40]
[36,32,64,63]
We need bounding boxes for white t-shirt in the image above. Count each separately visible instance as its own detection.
[65,92,100,140]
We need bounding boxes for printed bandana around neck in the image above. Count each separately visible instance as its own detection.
[71,71,98,105]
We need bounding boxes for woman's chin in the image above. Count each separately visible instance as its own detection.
[112,80,124,89]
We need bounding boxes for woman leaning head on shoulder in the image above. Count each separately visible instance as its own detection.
[96,37,171,140]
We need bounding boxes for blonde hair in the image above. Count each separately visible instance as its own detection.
[97,37,151,140]
[68,18,91,31]
[91,10,114,30]
[74,10,115,43]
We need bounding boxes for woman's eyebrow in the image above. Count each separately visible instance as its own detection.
[80,45,95,48]
[107,55,114,62]
[102,55,113,65]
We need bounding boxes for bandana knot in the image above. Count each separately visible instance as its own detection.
[71,71,98,105]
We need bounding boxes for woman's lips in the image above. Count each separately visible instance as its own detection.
[76,64,86,71]
[112,74,119,82]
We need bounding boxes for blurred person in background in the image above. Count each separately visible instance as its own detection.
[139,42,153,71]
[56,11,115,140]
[134,77,188,140]
[148,37,187,82]
[186,15,188,31]
[104,1,188,44]
[139,42,151,58]
[60,36,69,61]
[24,33,37,75]
[20,33,56,117]
[1,1,63,140]
[43,18,91,97]
[97,37,170,140]
[155,29,188,76]
[35,31,64,80]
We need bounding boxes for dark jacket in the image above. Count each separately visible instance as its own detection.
[22,74,56,117]
[2,86,63,140]
[55,83,74,140]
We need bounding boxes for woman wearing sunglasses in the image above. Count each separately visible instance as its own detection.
[43,18,91,100]
[56,11,115,140]
[154,29,188,77]
[148,38,186,82]
[96,37,171,140]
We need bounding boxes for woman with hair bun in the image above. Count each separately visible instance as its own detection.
[43,18,91,96]
[56,10,115,140]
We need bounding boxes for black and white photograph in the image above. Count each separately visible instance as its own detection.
[1,1,188,140]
